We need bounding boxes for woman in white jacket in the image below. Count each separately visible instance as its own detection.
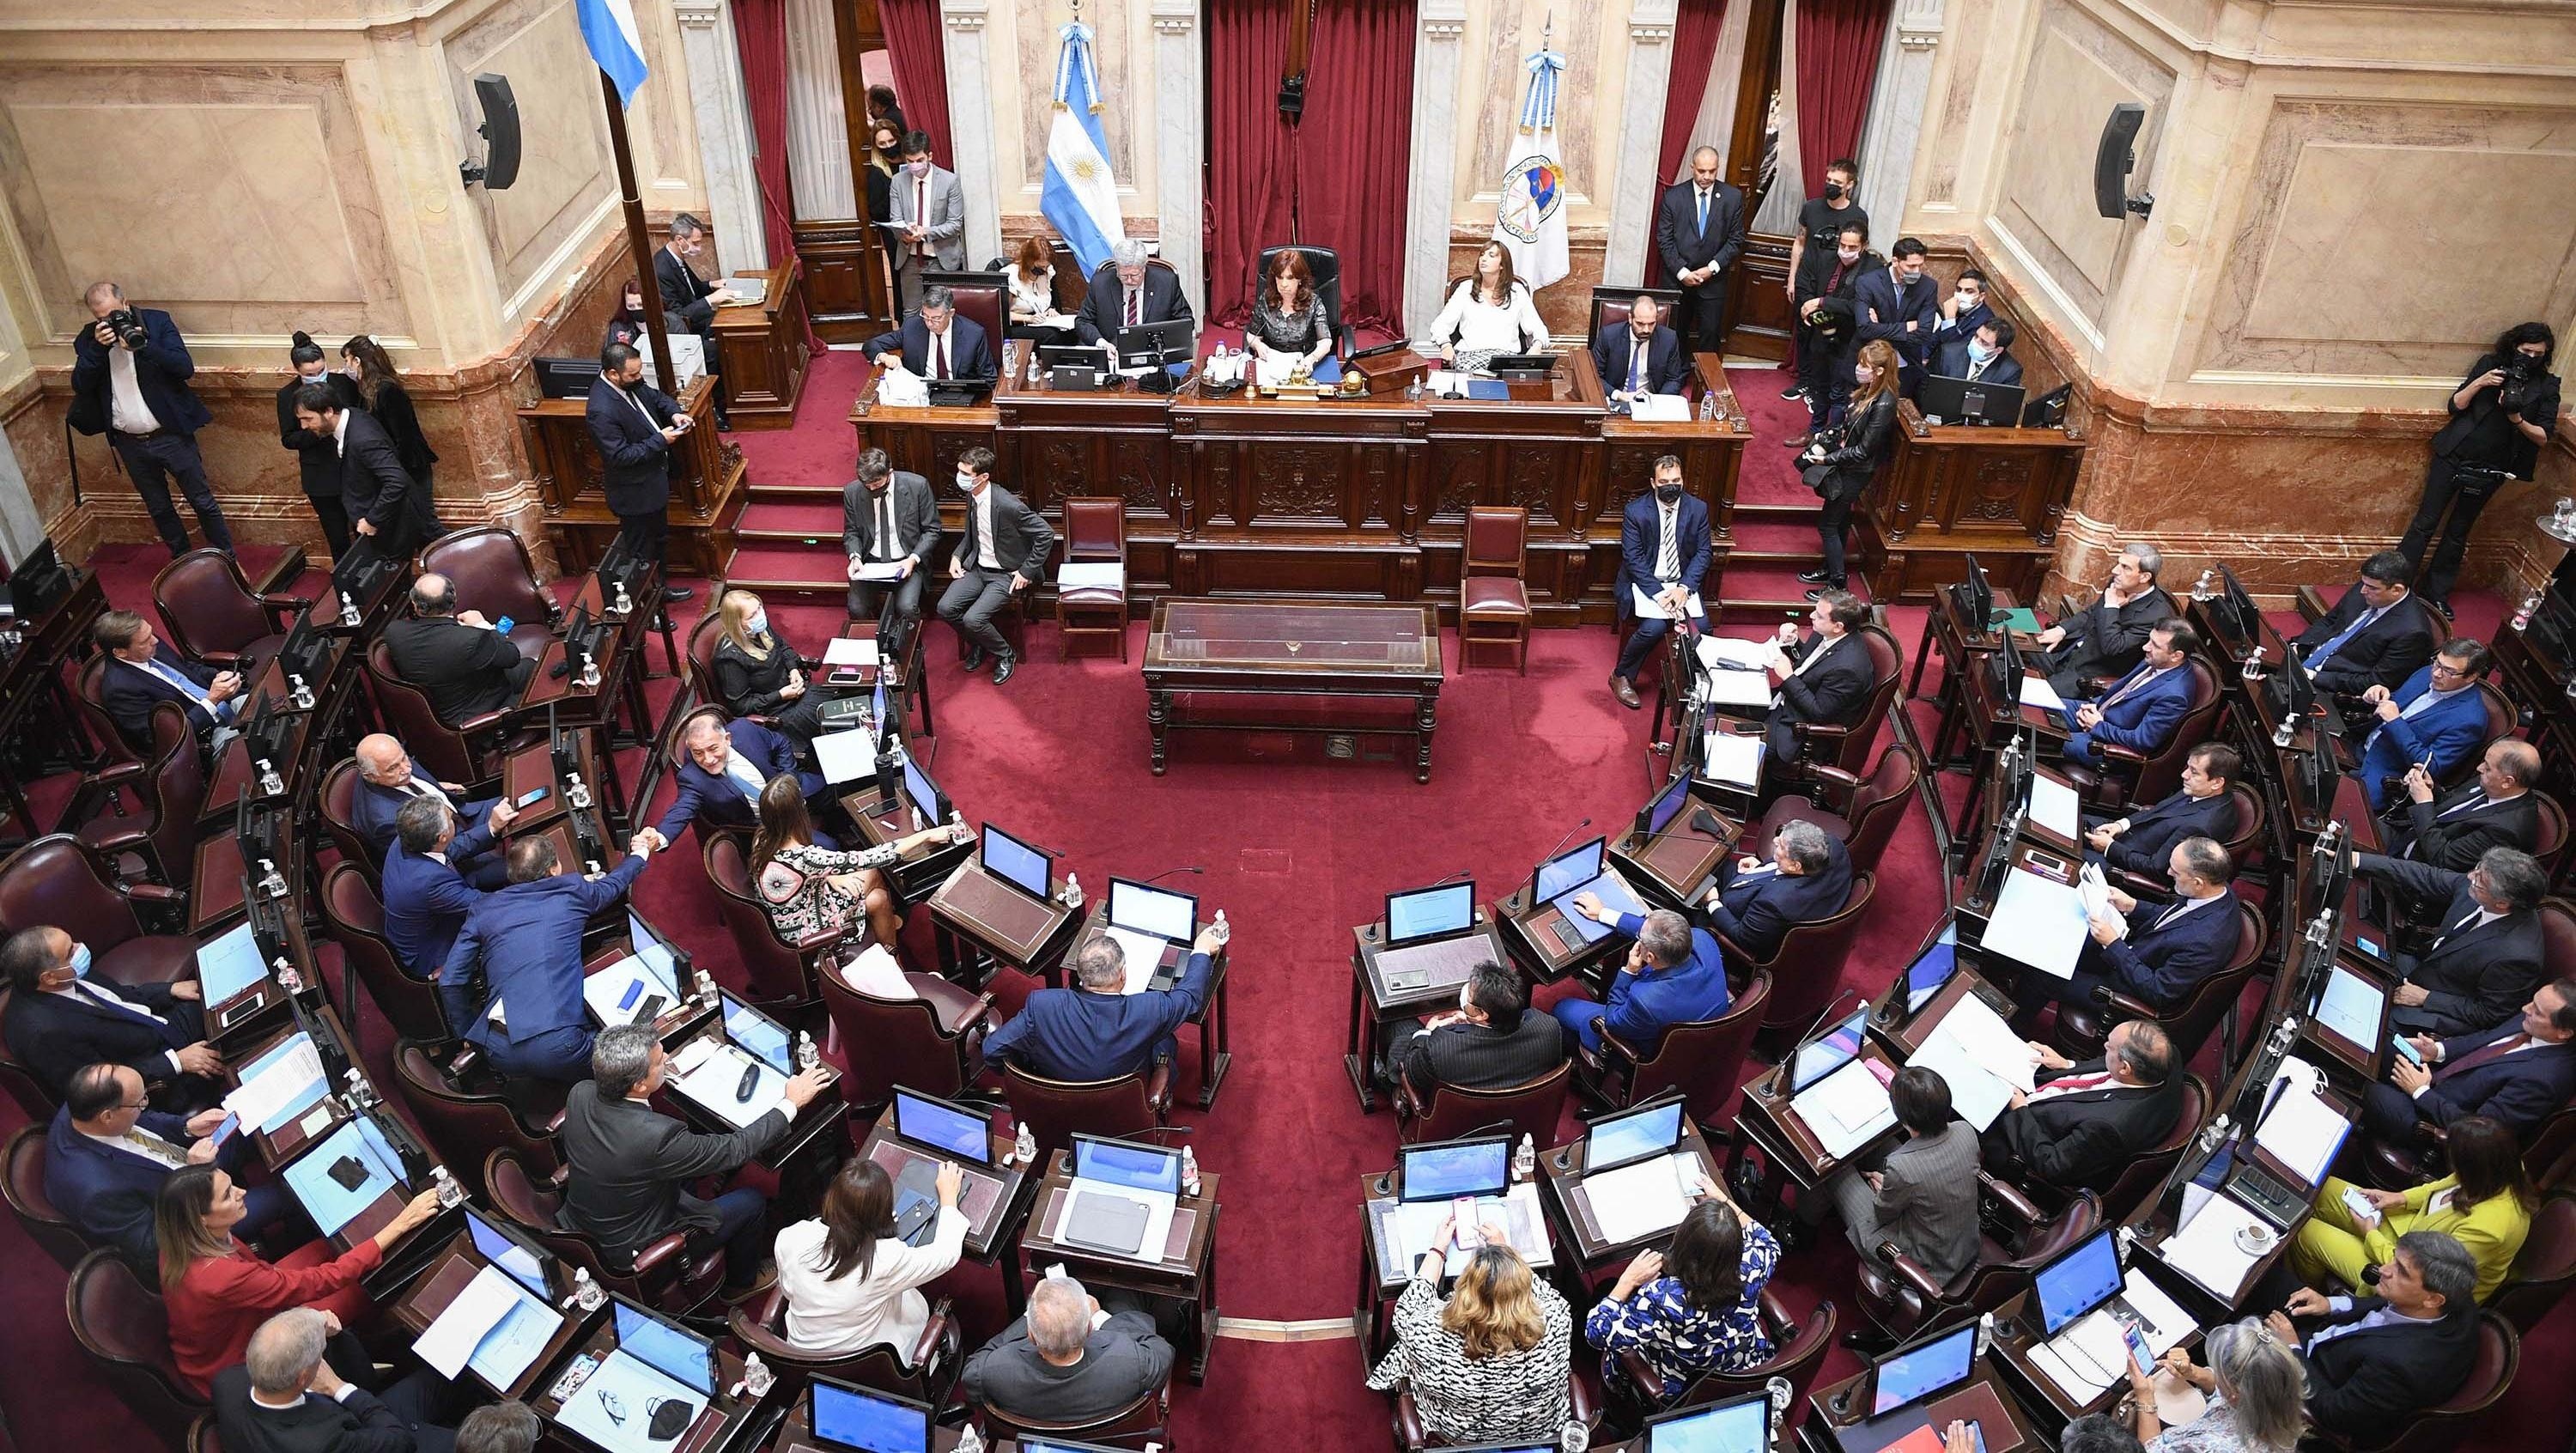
[774,1158,969,1358]
[1429,242,1546,374]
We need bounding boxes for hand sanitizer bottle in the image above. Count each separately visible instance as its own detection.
[739,1351,775,1399]
[1212,909,1230,946]
[1513,1134,1536,1182]
[1060,872,1084,909]
[432,1164,465,1209]
[568,1265,605,1311]
[1013,1120,1038,1168]
[1180,1144,1202,1197]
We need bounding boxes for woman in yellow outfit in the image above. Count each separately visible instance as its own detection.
[2292,1115,2534,1304]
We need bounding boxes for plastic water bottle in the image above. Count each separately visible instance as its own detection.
[1060,872,1084,909]
[794,1030,820,1073]
[1559,1420,1589,1453]
[2513,588,2543,633]
[695,966,720,1008]
[339,592,361,628]
[1513,1134,1536,1182]
[739,1351,775,1399]
[568,1265,606,1312]
[1014,1120,1038,1168]
[272,957,303,995]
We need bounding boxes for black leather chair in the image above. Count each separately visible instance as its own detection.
[1254,244,1356,360]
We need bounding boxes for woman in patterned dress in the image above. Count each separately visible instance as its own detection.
[748,775,953,954]
[2116,1317,2307,1453]
[1583,1180,1783,1401]
[1365,1219,1573,1444]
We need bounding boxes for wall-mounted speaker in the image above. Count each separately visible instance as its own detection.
[2093,102,2150,220]
[462,73,520,191]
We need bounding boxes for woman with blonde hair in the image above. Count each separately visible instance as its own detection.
[749,774,955,959]
[1796,337,1903,596]
[1365,1216,1572,1444]
[712,587,825,745]
[2122,1316,2308,1453]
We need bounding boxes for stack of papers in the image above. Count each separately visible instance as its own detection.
[2076,864,2126,940]
[416,1265,563,1389]
[225,1037,328,1134]
[1058,562,1126,592]
[2029,774,2081,841]
[1905,994,2036,1130]
[1626,392,1691,422]
[1384,1182,1549,1274]
[813,728,878,786]
[1585,1152,1702,1243]
[2253,1085,2349,1186]
[823,637,880,668]
[850,560,908,583]
[2019,674,2069,712]
[1697,636,1777,671]
[1701,731,1765,788]
[1631,587,1704,622]
[1989,867,2089,979]
[665,1036,785,1128]
[2029,1274,2196,1400]
[2160,1194,2269,1298]
[1791,1059,1897,1158]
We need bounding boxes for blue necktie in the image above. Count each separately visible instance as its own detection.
[2306,605,2385,672]
[1696,188,1709,235]
[149,658,233,722]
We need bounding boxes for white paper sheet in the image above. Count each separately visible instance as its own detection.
[2019,673,2069,712]
[2030,774,2081,841]
[823,636,879,666]
[582,958,671,1028]
[850,560,908,582]
[1938,994,2038,1092]
[666,1037,786,1128]
[553,1349,706,1453]
[1698,635,1777,671]
[1103,927,1172,994]
[1907,1034,2015,1132]
[2076,864,2129,941]
[1701,732,1765,788]
[416,1265,524,1378]
[1631,586,1705,622]
[2161,1193,2269,1298]
[812,728,878,785]
[465,1290,562,1390]
[1627,392,1691,422]
[2253,1085,2351,1188]
[1387,1182,1550,1274]
[1585,1152,1699,1244]
[224,1039,325,1131]
[1989,867,2091,979]
[1792,1060,1897,1159]
[1057,562,1126,592]
[1700,669,1775,708]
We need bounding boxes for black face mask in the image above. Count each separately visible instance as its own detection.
[1823,183,1844,201]
[1655,483,1684,504]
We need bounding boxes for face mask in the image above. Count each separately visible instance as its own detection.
[1953,291,1976,311]
[344,363,364,380]
[957,473,977,494]
[1655,483,1684,504]
[1855,364,1874,385]
[1822,182,1844,201]
[298,363,328,380]
[908,160,932,177]
[1967,341,1994,363]
[745,611,768,637]
[1837,248,1861,264]
[68,943,91,979]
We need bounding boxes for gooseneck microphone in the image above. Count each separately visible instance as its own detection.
[1135,865,1206,885]
[1534,818,1595,877]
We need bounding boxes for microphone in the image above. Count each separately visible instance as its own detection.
[1534,818,1595,877]
[1134,866,1205,885]
[1690,808,1728,838]
[2359,1261,2381,1286]
[1769,987,1863,1097]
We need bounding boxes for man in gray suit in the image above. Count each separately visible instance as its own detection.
[889,131,967,313]
[963,1274,1174,1426]
[1829,1066,1983,1290]
[842,447,942,624]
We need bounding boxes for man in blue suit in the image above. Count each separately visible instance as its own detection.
[982,923,1224,1081]
[351,733,507,885]
[638,708,837,852]
[1550,903,1730,1054]
[585,343,698,610]
[68,282,234,556]
[93,610,243,751]
[2086,742,2241,876]
[1849,239,1939,392]
[1922,268,1996,380]
[1591,293,1689,402]
[861,286,997,383]
[1609,457,1710,710]
[2017,836,2241,1024]
[438,836,653,1086]
[2368,979,2576,1146]
[1703,820,1853,963]
[1928,317,2025,390]
[2293,550,2435,698]
[383,796,509,981]
[2352,640,2491,809]
[2060,618,2197,768]
[44,1062,292,1264]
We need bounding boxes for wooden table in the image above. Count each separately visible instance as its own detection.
[1344,913,1510,1112]
[1609,800,1741,914]
[1729,1041,1905,1227]
[709,258,812,430]
[1855,400,2086,605]
[530,1304,769,1453]
[1803,1356,2043,1453]
[1538,1116,1724,1288]
[1496,866,1644,990]
[1139,599,1443,781]
[1353,1166,1557,1358]
[518,376,746,578]
[925,853,1083,989]
[856,1103,1036,1267]
[1018,1149,1222,1383]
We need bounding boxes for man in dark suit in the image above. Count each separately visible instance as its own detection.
[1754,589,1878,767]
[559,1024,829,1298]
[92,609,243,751]
[1651,147,1746,356]
[2366,980,2576,1145]
[2059,618,2198,769]
[585,343,697,606]
[68,281,234,557]
[939,447,1053,684]
[380,575,534,728]
[2086,743,2241,876]
[2352,641,2493,809]
[841,447,942,624]
[1074,241,1194,351]
[2383,739,2540,871]
[1928,316,2024,393]
[0,925,220,1110]
[1983,1020,2182,1195]
[2293,550,2438,697]
[289,381,416,566]
[1921,267,1996,381]
[1386,962,1566,1100]
[2360,848,2547,1037]
[2267,1231,2482,1441]
[2016,836,2241,1024]
[216,1308,461,1453]
[382,797,504,981]
[46,1062,287,1263]
[1549,903,1730,1055]
[654,213,735,429]
[349,733,507,881]
[2035,544,2174,698]
[639,708,835,852]
[1609,456,1710,709]
[1789,224,1876,439]
[982,924,1224,1083]
[1704,820,1854,963]
[437,836,651,1086]
[1592,293,1689,403]
[277,347,362,556]
[1850,239,1939,392]
[862,285,998,383]
[963,1274,1175,1427]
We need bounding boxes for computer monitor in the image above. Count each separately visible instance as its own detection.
[900,755,945,825]
[627,912,683,999]
[1639,775,1692,838]
[1115,319,1194,369]
[980,824,1054,901]
[1107,877,1197,943]
[1584,1096,1686,1175]
[1868,1322,1978,1416]
[1960,552,1995,630]
[534,356,604,398]
[1789,1008,1870,1092]
[612,1298,715,1395]
[892,1089,994,1167]
[1070,1134,1182,1195]
[1644,1389,1771,1453]
[2310,964,2388,1067]
[1488,354,1557,380]
[1917,374,2025,428]
[807,1380,932,1453]
[1385,882,1474,945]
[2215,564,2261,647]
[3,539,69,619]
[719,992,795,1076]
[2033,1229,2123,1336]
[465,1207,552,1298]
[1534,836,1607,903]
[1398,1135,1512,1202]
[1902,923,1960,1014]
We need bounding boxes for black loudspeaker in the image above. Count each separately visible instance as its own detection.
[2093,102,2149,220]
[1277,73,1305,122]
[464,72,520,191]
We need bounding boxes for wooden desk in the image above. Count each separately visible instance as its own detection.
[835,615,932,740]
[709,259,812,430]
[843,775,976,903]
[389,1229,596,1400]
[1018,1149,1222,1383]
[1856,401,2085,605]
[1538,1117,1723,1287]
[856,1103,1036,1265]
[1496,869,1642,988]
[1984,1272,2209,1432]
[1059,907,1230,1108]
[518,574,660,751]
[1729,1043,1904,1224]
[925,854,1082,989]
[1610,806,1740,914]
[1915,582,2020,768]
[1345,914,1510,1112]
[1139,598,1444,781]
[766,1388,965,1453]
[1353,1167,1556,1358]
[530,1305,766,1453]
[1804,1357,2041,1453]
[518,376,746,577]
[228,1006,362,1172]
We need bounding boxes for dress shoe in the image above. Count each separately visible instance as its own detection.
[1797,568,1832,585]
[1610,676,1642,711]
[665,585,695,604]
[714,415,733,433]
[1783,433,1814,449]
[992,652,1017,686]
[1779,383,1806,401]
[2429,596,2454,621]
[961,646,987,672]
[1803,586,1844,601]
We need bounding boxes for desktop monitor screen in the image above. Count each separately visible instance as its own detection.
[981,824,1053,900]
[627,912,681,998]
[2034,1230,2123,1336]
[195,921,268,1005]
[1643,775,1692,837]
[1400,1137,1511,1202]
[1107,878,1197,942]
[808,1381,931,1453]
[465,1207,550,1299]
[2312,965,2386,1053]
[1870,1323,1978,1415]
[1646,1390,1771,1453]
[901,756,943,824]
[1071,1135,1182,1196]
[892,1090,993,1166]
[719,993,795,1076]
[1586,1097,1685,1174]
[613,1299,715,1395]
[1789,1009,1871,1092]
[1904,924,1960,1012]
[1535,837,1607,903]
[1386,882,1475,945]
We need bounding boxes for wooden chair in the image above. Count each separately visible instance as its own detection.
[1054,497,1129,661]
[976,1379,1170,1450]
[1392,1059,1571,1149]
[1789,625,1904,777]
[999,1063,1172,1162]
[2103,784,2265,900]
[2492,1195,2576,1334]
[363,638,518,785]
[1578,971,1771,1123]
[1616,1291,1834,1442]
[65,1247,207,1442]
[1853,1186,2099,1347]
[701,833,840,1009]
[2053,899,2267,1066]
[2090,1073,2209,1226]
[75,702,211,891]
[1741,872,1877,1055]
[483,1148,727,1317]
[2531,793,2570,883]
[1751,743,1919,877]
[1455,506,1533,674]
[727,1285,963,1407]
[1394,1374,1595,1452]
[817,958,993,1114]
[2342,1311,2517,1453]
[2065,657,2221,808]
[149,548,301,675]
[418,526,558,662]
[2,1124,88,1270]
[0,834,195,986]
[314,758,376,885]
[0,1018,59,1122]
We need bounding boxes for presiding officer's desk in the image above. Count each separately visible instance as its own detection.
[1540,1115,1724,1287]
[1058,906,1232,1109]
[1140,599,1443,783]
[1018,1148,1222,1383]
[708,258,813,431]
[1344,907,1511,1113]
[1804,1349,2041,1453]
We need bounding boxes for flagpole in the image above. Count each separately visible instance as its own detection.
[600,68,679,398]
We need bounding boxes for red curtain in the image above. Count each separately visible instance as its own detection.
[1643,0,1729,287]
[878,0,952,159]
[731,0,799,266]
[1795,0,1889,198]
[1204,0,1300,325]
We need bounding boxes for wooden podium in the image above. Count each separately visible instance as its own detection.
[516,375,746,578]
[1854,398,2085,604]
[710,258,812,429]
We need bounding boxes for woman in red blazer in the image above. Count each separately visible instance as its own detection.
[154,1164,443,1394]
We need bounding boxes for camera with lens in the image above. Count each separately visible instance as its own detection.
[2500,353,2543,416]
[102,308,148,350]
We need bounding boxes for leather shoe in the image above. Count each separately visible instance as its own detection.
[1797,568,1832,585]
[961,646,987,672]
[1779,383,1806,401]
[1610,676,1642,711]
[992,653,1017,685]
[1803,586,1844,601]
[665,585,695,604]
[1783,433,1814,448]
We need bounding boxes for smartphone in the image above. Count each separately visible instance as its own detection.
[617,979,646,1011]
[631,993,666,1024]
[2121,1320,2154,1371]
[2391,1034,2425,1066]
[515,787,551,809]
[210,1112,241,1150]
[1965,1425,1989,1453]
[1452,1196,1482,1250]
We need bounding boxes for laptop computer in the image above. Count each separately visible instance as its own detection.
[891,1089,994,1167]
[1103,877,1197,992]
[981,824,1054,902]
[1061,1134,1183,1259]
[1376,881,1488,993]
[1644,1389,1771,1452]
[1532,836,1648,945]
[804,1379,929,1453]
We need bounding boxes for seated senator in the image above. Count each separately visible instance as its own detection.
[2296,1114,2532,1305]
[2014,836,2239,1026]
[381,796,505,982]
[2292,549,2437,698]
[380,575,536,728]
[2267,1231,2480,1441]
[640,707,837,852]
[93,608,244,751]
[456,1401,542,1453]
[2085,742,2240,878]
[2117,1316,2308,1453]
[2059,617,2197,769]
[2381,738,2541,871]
[1753,590,1878,769]
[1982,1021,2183,1195]
[981,925,1223,1084]
[2352,638,2491,810]
[2,924,221,1111]
[1608,455,1710,712]
[351,733,507,887]
[1702,820,1854,964]
[863,284,995,382]
[1429,242,1545,374]
[1827,1066,1983,1292]
[750,775,955,952]
[2366,979,2576,1147]
[1366,1235,1572,1444]
[1384,962,1567,1103]
[1073,240,1194,352]
[1548,903,1729,1055]
[1592,291,1687,401]
[712,589,826,746]
[47,1062,291,1265]
[2358,847,2546,1037]
[215,1307,462,1453]
[774,1158,968,1359]
[2032,544,2174,700]
[1928,314,2023,390]
[1245,251,1338,380]
[436,836,651,1086]
[1003,236,1072,347]
[963,1273,1176,1427]
[1584,1180,1780,1402]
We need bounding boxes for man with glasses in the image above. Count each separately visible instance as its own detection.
[46,1061,295,1262]
[2350,638,2493,809]
[2354,846,2547,1037]
[92,609,243,752]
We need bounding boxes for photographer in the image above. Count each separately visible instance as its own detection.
[1784,223,1876,447]
[69,282,234,558]
[2400,322,2560,616]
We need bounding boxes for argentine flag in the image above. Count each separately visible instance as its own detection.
[577,0,652,108]
[1041,23,1127,276]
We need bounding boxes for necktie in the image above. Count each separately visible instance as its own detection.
[2439,1033,2531,1080]
[2032,1071,2117,1102]
[1697,188,1710,235]
[1127,288,1139,328]
[2153,902,2185,933]
[1628,338,1644,393]
[149,658,213,708]
[1791,639,1831,678]
[1656,504,1679,581]
[1967,360,1986,382]
[934,331,950,380]
[77,983,167,1029]
[120,1127,187,1168]
[2307,605,2386,672]
[914,179,929,257]
[2101,664,2164,710]
[2433,908,2481,951]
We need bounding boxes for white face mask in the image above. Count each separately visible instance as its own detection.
[1836,248,1861,264]
[957,472,978,495]
[344,362,364,381]
[1854,364,1874,385]
[745,610,768,637]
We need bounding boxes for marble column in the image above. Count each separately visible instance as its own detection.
[1151,0,1206,314]
[1853,0,1942,244]
[0,429,45,567]
[674,0,769,273]
[1400,0,1468,336]
[1601,0,1680,289]
[940,0,1006,271]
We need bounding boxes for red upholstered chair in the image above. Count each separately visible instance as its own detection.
[2053,900,2266,1066]
[2102,784,2263,900]
[1393,1059,1572,1149]
[149,548,301,675]
[316,758,374,884]
[1579,972,1771,1123]
[1743,873,1877,1055]
[1789,625,1904,778]
[1618,1291,1834,1439]
[418,526,556,661]
[817,958,992,1114]
[2531,793,2569,882]
[1588,286,1686,350]
[188,1415,222,1453]
[390,1041,562,1195]
[317,862,452,1045]
[702,833,841,1009]
[2433,683,2518,793]
[2066,657,2221,808]
[1459,506,1533,674]
[365,637,516,783]
[75,702,210,890]
[999,1063,1172,1163]
[684,613,774,728]
[3,1124,88,1270]
[976,1379,1170,1451]
[728,1285,963,1408]
[2344,1312,2516,1453]
[2540,899,2576,988]
[932,278,1008,361]
[1055,498,1129,662]
[2494,1195,2576,1334]
[0,834,195,986]
[65,1247,207,1441]
[1751,743,1920,877]
[73,652,148,780]
[483,1149,726,1317]
[1854,1186,2099,1347]
[2087,1073,2209,1226]
[0,1013,58,1121]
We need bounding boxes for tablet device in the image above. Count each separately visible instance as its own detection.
[1386,882,1474,945]
[1868,1322,1978,1415]
[891,1089,993,1166]
[2034,1229,2123,1336]
[1585,1097,1685,1174]
[1789,1009,1870,1092]
[981,824,1053,901]
[808,1379,932,1453]
[1399,1136,1511,1202]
